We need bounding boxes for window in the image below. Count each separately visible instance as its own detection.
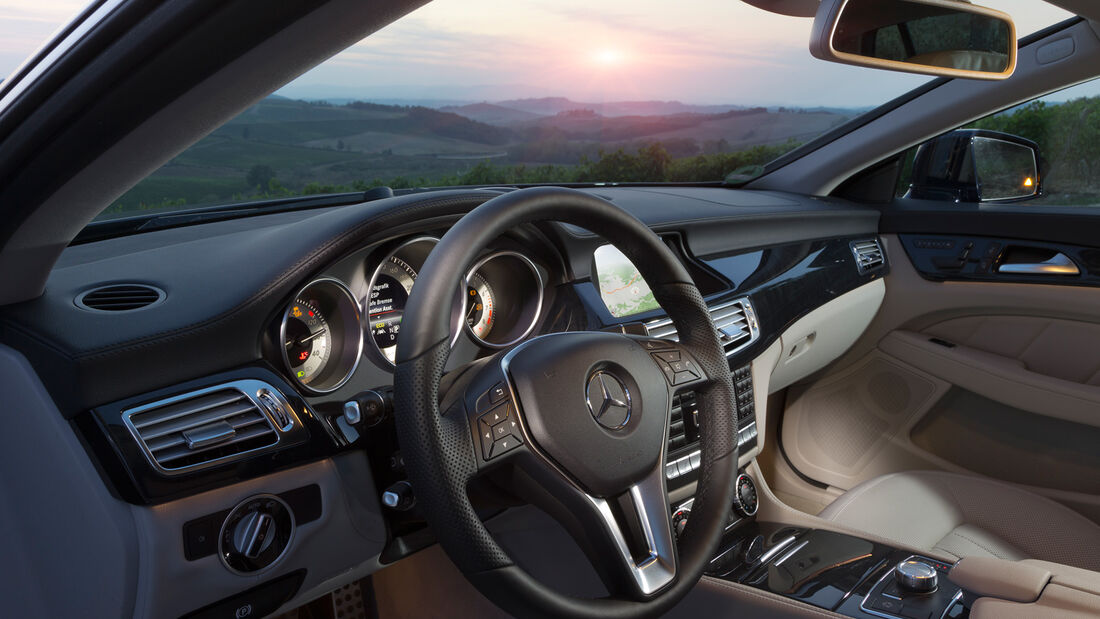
[897,76,1100,206]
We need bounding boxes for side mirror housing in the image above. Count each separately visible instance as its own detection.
[810,0,1017,80]
[905,129,1041,203]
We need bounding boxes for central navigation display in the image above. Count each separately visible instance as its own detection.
[593,244,661,318]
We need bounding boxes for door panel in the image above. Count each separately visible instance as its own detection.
[921,315,1100,386]
[776,234,1100,524]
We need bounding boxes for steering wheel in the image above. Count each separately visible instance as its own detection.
[393,186,739,618]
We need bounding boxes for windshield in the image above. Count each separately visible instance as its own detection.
[1,1,1071,221]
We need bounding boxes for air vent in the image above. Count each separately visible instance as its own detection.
[644,297,760,357]
[77,284,164,312]
[122,380,304,475]
[851,239,885,273]
[667,392,699,456]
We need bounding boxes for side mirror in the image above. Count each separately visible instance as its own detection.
[905,129,1041,203]
[810,0,1017,80]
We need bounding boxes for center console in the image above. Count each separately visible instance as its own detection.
[693,517,969,619]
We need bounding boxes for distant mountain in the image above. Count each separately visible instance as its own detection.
[493,97,748,118]
[439,102,543,125]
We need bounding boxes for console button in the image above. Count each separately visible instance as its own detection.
[900,605,932,619]
[868,595,904,615]
[489,383,508,404]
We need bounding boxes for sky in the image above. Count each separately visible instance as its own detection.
[0,0,1081,108]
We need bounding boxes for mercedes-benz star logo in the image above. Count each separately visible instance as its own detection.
[586,371,632,430]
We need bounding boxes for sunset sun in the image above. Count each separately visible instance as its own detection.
[591,48,626,67]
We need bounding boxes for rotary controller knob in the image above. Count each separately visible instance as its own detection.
[895,559,938,593]
[732,473,758,517]
[219,494,294,574]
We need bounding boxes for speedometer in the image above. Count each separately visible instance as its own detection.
[367,256,417,363]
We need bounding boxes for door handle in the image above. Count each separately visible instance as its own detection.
[997,252,1080,275]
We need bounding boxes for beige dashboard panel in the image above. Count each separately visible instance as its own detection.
[769,279,885,393]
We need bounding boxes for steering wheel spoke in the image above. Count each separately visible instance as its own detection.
[579,462,678,598]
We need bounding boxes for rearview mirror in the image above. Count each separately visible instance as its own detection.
[905,129,1041,203]
[810,0,1017,80]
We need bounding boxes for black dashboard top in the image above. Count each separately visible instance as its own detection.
[0,186,878,419]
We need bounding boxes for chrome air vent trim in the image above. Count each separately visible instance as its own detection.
[122,379,306,476]
[643,297,760,357]
[851,238,885,273]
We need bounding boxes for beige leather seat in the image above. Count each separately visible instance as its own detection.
[819,471,1100,572]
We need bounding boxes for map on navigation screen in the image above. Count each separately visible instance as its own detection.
[593,244,660,318]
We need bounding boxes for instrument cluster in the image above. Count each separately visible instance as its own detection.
[278,236,545,393]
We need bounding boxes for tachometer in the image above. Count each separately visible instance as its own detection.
[367,256,417,363]
[463,251,543,348]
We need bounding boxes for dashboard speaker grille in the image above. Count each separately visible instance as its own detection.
[851,239,885,273]
[643,297,759,357]
[123,380,303,475]
[77,284,163,311]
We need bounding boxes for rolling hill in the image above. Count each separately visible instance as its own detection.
[105,96,853,216]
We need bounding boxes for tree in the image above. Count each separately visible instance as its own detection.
[246,165,275,189]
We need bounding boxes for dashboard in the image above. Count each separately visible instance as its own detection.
[0,185,886,618]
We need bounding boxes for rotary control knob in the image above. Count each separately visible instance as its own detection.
[732,473,758,517]
[232,510,277,559]
[672,508,691,539]
[219,494,294,574]
[895,559,938,593]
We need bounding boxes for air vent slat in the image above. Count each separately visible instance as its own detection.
[153,424,277,465]
[145,414,269,451]
[78,284,163,312]
[644,297,758,357]
[138,403,259,441]
[123,381,291,475]
[851,239,885,273]
[131,391,247,429]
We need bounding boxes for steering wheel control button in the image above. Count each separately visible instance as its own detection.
[639,338,675,351]
[896,559,939,593]
[489,383,508,404]
[488,433,522,458]
[651,350,702,385]
[652,355,677,382]
[478,403,522,460]
[585,371,632,430]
